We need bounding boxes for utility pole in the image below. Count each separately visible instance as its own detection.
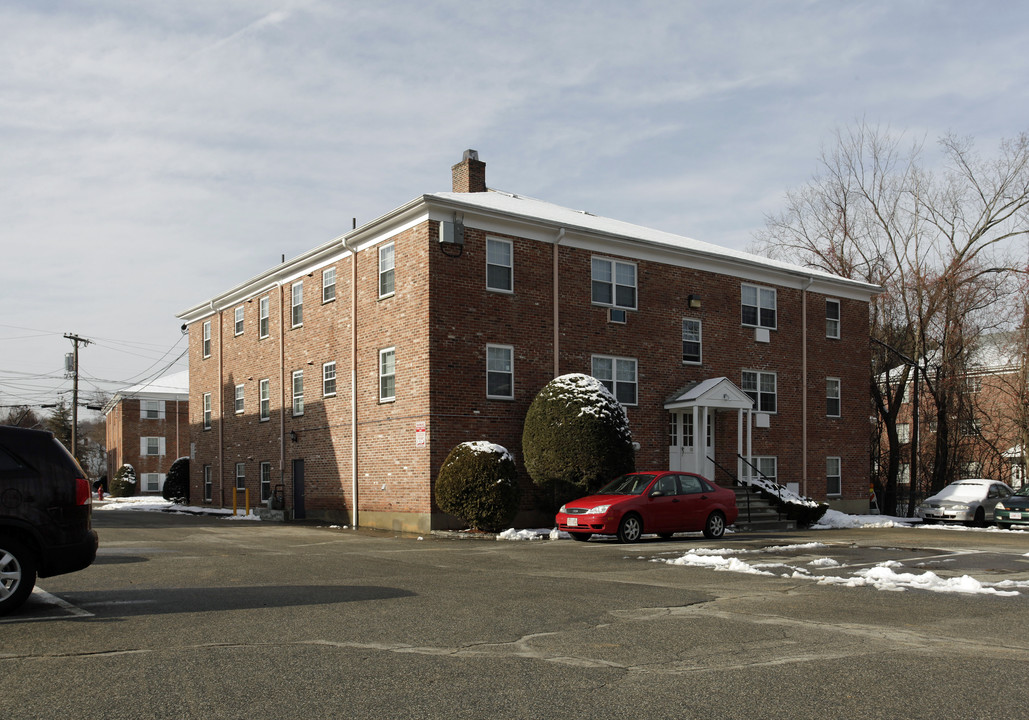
[64,333,91,461]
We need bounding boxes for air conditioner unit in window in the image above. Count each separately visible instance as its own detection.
[609,308,627,324]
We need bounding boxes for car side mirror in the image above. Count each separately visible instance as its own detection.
[649,490,664,498]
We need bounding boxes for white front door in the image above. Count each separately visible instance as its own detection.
[668,410,715,477]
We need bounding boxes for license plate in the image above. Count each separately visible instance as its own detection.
[567,517,578,527]
[1010,512,1022,520]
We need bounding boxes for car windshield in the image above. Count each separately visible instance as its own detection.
[596,474,656,496]
[1015,486,1029,497]
[933,482,988,501]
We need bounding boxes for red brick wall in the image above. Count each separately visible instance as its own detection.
[105,397,189,492]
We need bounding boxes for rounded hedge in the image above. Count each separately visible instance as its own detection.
[436,441,520,532]
[162,457,190,504]
[110,463,136,497]
[522,373,634,505]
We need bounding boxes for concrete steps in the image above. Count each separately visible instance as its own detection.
[730,486,796,532]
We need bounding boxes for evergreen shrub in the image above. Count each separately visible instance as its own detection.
[162,457,190,504]
[436,441,520,532]
[110,464,136,497]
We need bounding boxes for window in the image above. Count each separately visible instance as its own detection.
[291,281,303,328]
[142,473,164,493]
[259,379,271,421]
[379,348,396,402]
[323,267,336,303]
[742,370,777,413]
[749,456,778,483]
[826,378,841,417]
[259,296,270,339]
[897,423,911,444]
[323,362,337,397]
[234,306,244,336]
[260,462,272,502]
[141,437,166,456]
[669,413,678,446]
[202,321,211,358]
[742,284,776,329]
[486,345,514,399]
[682,319,702,364]
[292,370,304,416]
[140,400,165,420]
[486,238,513,292]
[235,462,245,491]
[898,463,910,485]
[826,299,840,339]
[204,465,212,501]
[591,257,637,310]
[235,384,245,414]
[203,392,212,430]
[592,355,638,406]
[827,457,842,496]
[379,243,395,298]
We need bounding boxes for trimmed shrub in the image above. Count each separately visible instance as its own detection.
[162,457,190,504]
[110,464,136,497]
[522,373,634,509]
[436,441,520,532]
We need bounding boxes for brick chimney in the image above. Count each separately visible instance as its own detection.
[452,149,486,193]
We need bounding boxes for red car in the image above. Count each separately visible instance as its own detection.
[556,471,738,543]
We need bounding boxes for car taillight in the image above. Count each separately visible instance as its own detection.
[74,477,91,506]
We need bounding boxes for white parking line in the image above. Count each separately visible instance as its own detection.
[0,588,94,623]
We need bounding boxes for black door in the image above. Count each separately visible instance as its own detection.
[292,459,305,519]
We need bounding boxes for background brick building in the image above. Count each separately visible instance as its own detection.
[178,151,880,531]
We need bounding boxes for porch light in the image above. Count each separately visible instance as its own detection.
[290,430,298,443]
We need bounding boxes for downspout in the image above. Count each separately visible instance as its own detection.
[344,230,359,527]
[214,302,224,506]
[553,228,565,377]
[277,281,286,508]
[801,277,814,497]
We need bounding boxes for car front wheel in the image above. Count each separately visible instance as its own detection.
[703,511,726,539]
[617,514,643,543]
[0,538,37,616]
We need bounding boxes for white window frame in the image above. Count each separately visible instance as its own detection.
[259,296,270,339]
[202,321,211,358]
[141,436,166,457]
[322,267,336,304]
[748,456,778,483]
[379,347,396,402]
[741,284,777,329]
[235,383,245,414]
[826,299,840,339]
[897,422,911,444]
[140,400,165,420]
[259,379,270,422]
[742,370,777,413]
[204,465,212,501]
[203,392,212,430]
[682,318,702,364]
[260,462,272,502]
[379,243,395,299]
[591,257,637,310]
[235,462,246,491]
[826,456,842,496]
[292,370,304,416]
[591,355,638,406]
[323,361,337,397]
[826,377,841,417]
[486,344,514,399]
[142,473,164,493]
[486,237,513,293]
[291,281,303,328]
[234,306,244,336]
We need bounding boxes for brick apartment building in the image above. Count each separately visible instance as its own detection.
[103,371,190,494]
[177,151,880,531]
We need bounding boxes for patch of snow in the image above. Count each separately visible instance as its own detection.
[460,440,514,463]
[498,527,557,541]
[812,510,920,529]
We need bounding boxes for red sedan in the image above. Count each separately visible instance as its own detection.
[556,471,738,543]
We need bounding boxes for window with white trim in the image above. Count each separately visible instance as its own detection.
[826,377,841,417]
[140,400,165,420]
[323,267,336,303]
[204,465,212,501]
[140,436,166,457]
[323,361,336,397]
[741,284,776,329]
[292,370,304,416]
[486,344,514,399]
[897,423,910,444]
[259,379,270,421]
[202,321,211,358]
[748,456,778,483]
[203,392,211,430]
[259,296,270,339]
[379,243,395,298]
[826,456,842,496]
[379,348,396,402]
[291,281,303,328]
[682,318,702,364]
[260,462,272,502]
[486,238,513,292]
[592,355,638,406]
[235,384,245,414]
[235,462,245,491]
[742,370,777,413]
[591,257,637,310]
[826,299,840,339]
[234,306,244,336]
[142,473,164,493]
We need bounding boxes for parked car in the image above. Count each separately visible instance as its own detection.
[555,471,739,543]
[994,486,1029,529]
[915,478,1013,527]
[0,426,99,615]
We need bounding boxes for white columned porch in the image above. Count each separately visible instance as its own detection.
[664,377,755,484]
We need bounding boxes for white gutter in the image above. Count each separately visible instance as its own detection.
[342,233,359,528]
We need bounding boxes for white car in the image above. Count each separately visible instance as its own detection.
[916,479,1013,527]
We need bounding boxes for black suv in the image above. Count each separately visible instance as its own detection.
[0,426,99,614]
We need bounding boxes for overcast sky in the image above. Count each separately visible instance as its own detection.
[3,0,1028,417]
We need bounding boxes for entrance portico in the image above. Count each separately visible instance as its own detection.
[664,377,755,484]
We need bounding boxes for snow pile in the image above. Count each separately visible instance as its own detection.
[742,473,822,508]
[461,440,515,464]
[549,373,631,440]
[95,496,261,520]
[497,528,559,541]
[812,509,920,529]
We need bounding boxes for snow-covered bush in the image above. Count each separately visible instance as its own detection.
[436,441,520,532]
[110,463,136,497]
[522,373,634,508]
[161,457,190,504]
